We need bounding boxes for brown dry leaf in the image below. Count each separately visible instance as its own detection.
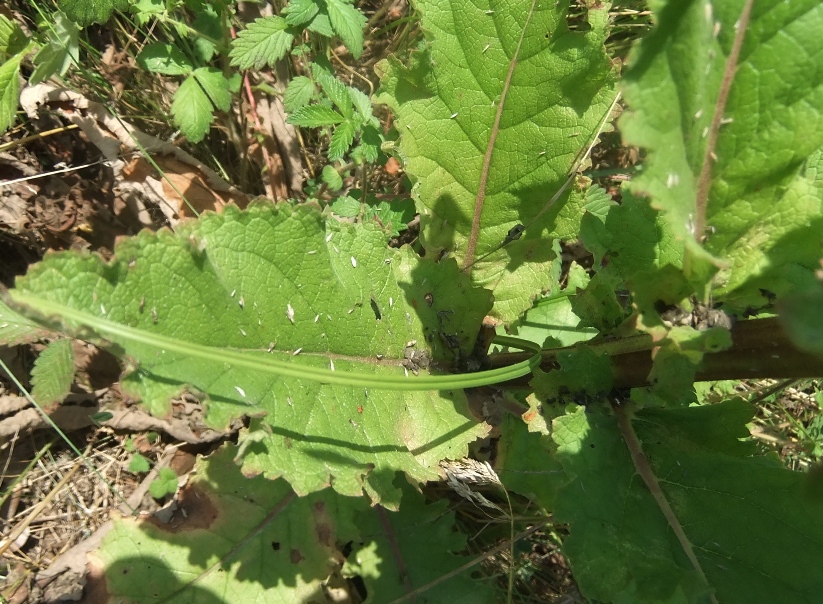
[19,84,251,227]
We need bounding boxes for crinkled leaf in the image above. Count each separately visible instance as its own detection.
[136,42,193,76]
[287,104,345,127]
[11,204,492,505]
[93,446,368,603]
[328,119,356,161]
[326,0,366,59]
[376,0,615,321]
[342,480,496,603]
[128,453,150,473]
[570,271,631,333]
[0,15,28,59]
[620,0,823,308]
[284,0,320,26]
[229,16,295,70]
[554,400,823,603]
[0,52,23,133]
[171,74,214,143]
[283,75,316,112]
[30,339,74,408]
[58,0,128,25]
[30,11,79,85]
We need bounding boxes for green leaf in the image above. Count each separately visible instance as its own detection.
[0,52,23,134]
[363,199,416,236]
[30,11,80,85]
[136,42,193,75]
[554,400,823,603]
[287,104,345,127]
[496,414,564,510]
[128,453,151,474]
[531,347,612,406]
[322,165,344,191]
[58,0,128,26]
[620,0,823,305]
[130,0,166,25]
[0,298,49,344]
[283,75,316,112]
[348,86,373,122]
[317,71,353,118]
[328,119,356,161]
[10,204,493,505]
[171,74,213,143]
[193,67,232,112]
[779,282,823,357]
[30,339,74,408]
[306,11,334,37]
[0,15,29,59]
[284,0,321,27]
[149,467,178,499]
[342,480,496,603]
[94,446,367,602]
[376,1,616,322]
[326,0,366,59]
[229,16,294,70]
[190,7,221,63]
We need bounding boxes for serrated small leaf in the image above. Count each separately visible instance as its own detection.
[30,12,80,85]
[283,0,320,26]
[193,67,232,112]
[317,71,352,118]
[348,85,372,122]
[0,15,29,59]
[328,120,356,161]
[329,195,359,217]
[171,74,213,143]
[149,467,178,499]
[322,165,344,191]
[283,75,316,112]
[136,43,193,75]
[58,0,128,25]
[229,16,294,70]
[129,453,151,474]
[363,199,415,236]
[31,339,74,408]
[0,52,23,133]
[287,104,345,127]
[130,0,166,25]
[326,0,366,59]
[306,11,334,37]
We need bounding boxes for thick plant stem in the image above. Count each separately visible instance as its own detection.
[613,403,718,604]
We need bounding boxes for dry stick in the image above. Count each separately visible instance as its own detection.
[376,505,416,602]
[613,403,719,604]
[462,0,539,271]
[386,519,550,604]
[694,0,754,239]
[156,489,297,604]
[0,442,92,557]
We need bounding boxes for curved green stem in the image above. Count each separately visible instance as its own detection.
[10,292,541,391]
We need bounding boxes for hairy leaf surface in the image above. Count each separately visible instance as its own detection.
[621,0,823,308]
[11,204,491,505]
[377,0,616,321]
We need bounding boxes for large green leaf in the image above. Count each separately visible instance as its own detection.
[10,204,492,505]
[620,0,823,308]
[553,400,823,603]
[376,0,616,322]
